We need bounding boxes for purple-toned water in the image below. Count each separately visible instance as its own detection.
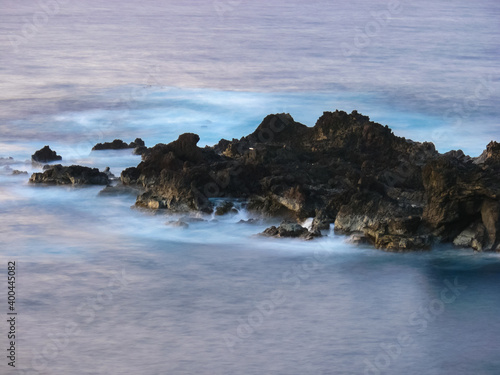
[1,1,499,374]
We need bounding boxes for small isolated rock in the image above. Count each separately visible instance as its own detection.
[261,220,322,240]
[92,139,130,151]
[32,146,62,163]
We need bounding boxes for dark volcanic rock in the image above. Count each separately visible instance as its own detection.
[311,210,333,232]
[32,146,62,163]
[334,191,431,251]
[29,164,109,185]
[121,133,218,212]
[129,138,145,148]
[262,220,321,240]
[133,145,149,156]
[422,153,500,251]
[92,139,130,150]
[474,141,500,166]
[102,167,116,179]
[119,110,499,251]
[92,138,146,151]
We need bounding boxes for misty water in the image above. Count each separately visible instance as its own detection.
[1,0,500,374]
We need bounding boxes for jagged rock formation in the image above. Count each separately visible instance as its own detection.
[261,220,321,240]
[29,164,109,185]
[92,138,146,155]
[31,146,62,163]
[118,110,499,251]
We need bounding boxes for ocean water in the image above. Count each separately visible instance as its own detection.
[1,0,500,374]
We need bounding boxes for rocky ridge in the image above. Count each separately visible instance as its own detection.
[119,111,500,251]
[92,138,147,155]
[29,164,109,185]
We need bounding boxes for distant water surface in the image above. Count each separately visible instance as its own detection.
[0,0,499,153]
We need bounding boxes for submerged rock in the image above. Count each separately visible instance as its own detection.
[237,218,259,224]
[98,184,141,196]
[31,146,62,163]
[29,164,109,185]
[166,220,189,229]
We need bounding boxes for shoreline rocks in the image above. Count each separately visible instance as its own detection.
[118,110,499,251]
[29,110,499,252]
[261,220,322,240]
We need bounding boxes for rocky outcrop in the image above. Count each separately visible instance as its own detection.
[422,152,500,251]
[120,133,217,212]
[334,191,431,251]
[474,141,500,165]
[32,146,62,163]
[262,221,321,240]
[29,165,109,185]
[92,138,146,154]
[119,110,499,251]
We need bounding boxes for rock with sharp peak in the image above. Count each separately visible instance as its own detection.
[31,146,62,163]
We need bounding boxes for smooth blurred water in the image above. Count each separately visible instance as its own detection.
[1,0,500,374]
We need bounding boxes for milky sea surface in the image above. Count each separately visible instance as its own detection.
[0,1,500,374]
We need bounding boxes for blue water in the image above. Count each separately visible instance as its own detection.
[1,0,500,374]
